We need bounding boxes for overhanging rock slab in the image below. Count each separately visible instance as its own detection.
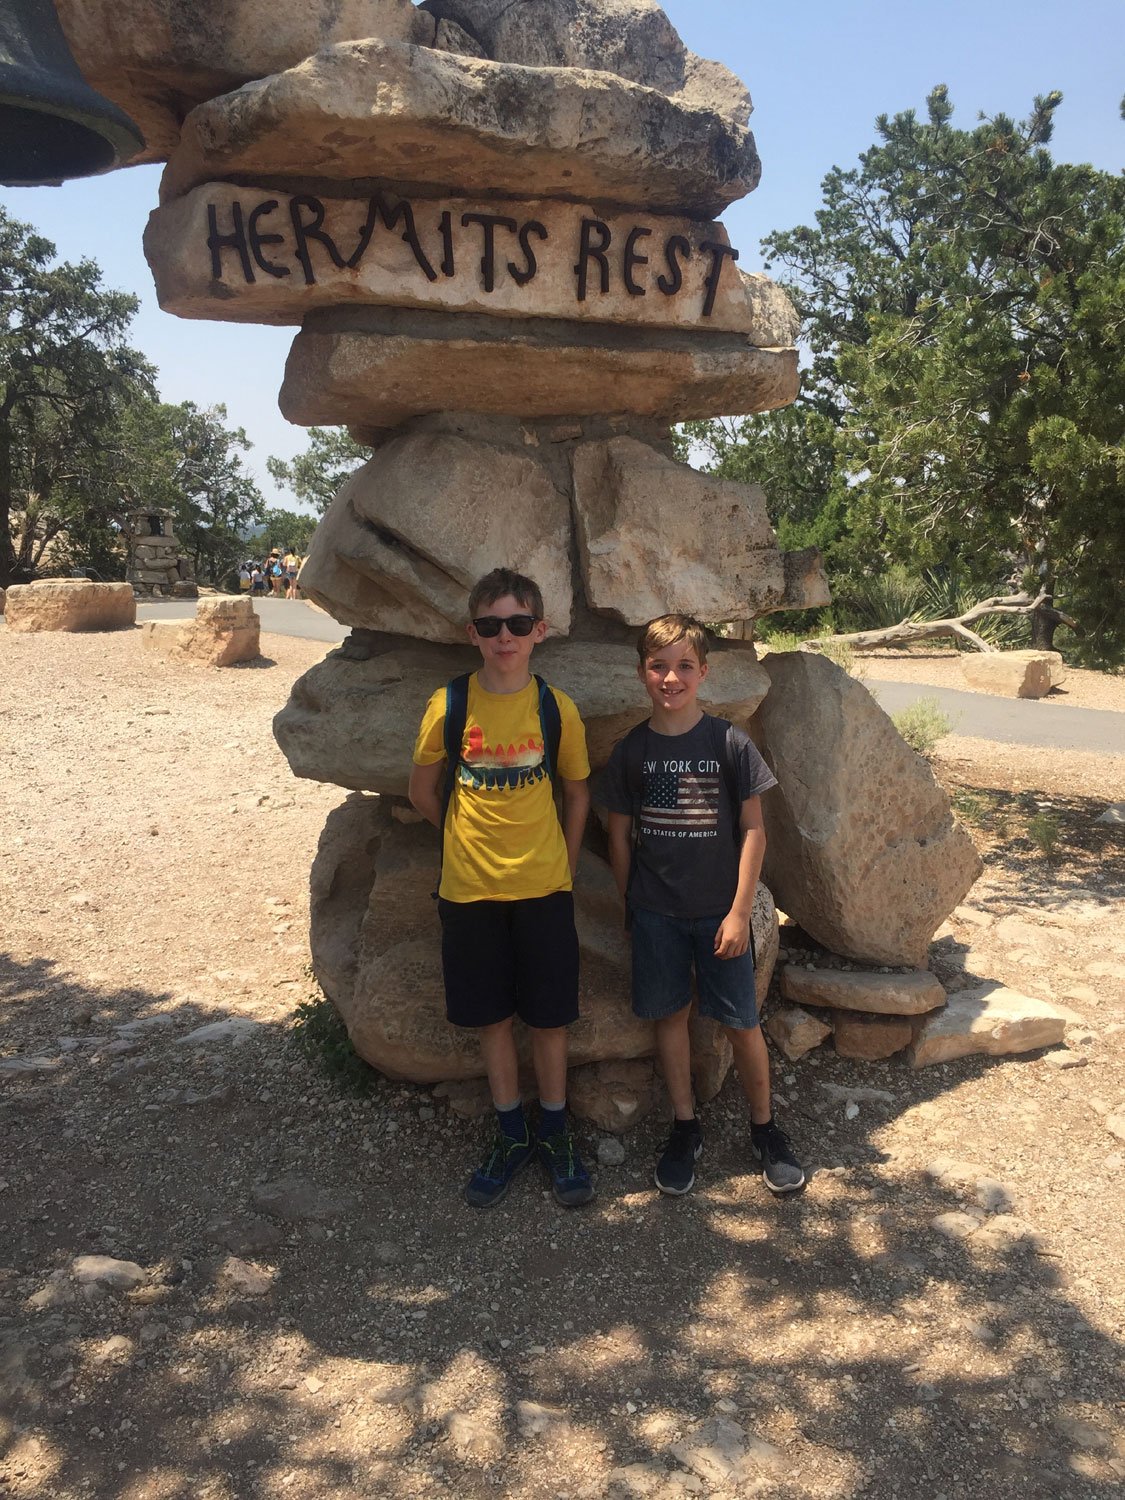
[159,39,760,216]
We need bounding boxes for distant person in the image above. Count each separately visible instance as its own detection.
[239,563,252,593]
[283,548,300,599]
[250,564,265,597]
[268,551,285,597]
[600,613,805,1198]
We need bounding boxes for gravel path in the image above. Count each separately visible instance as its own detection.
[1,627,1123,1499]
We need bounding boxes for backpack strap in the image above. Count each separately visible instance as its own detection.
[534,674,562,784]
[432,673,471,899]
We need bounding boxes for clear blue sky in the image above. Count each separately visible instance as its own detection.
[2,0,1121,508]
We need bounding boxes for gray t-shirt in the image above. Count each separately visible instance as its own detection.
[599,715,778,919]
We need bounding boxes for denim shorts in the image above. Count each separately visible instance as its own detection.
[630,905,759,1030]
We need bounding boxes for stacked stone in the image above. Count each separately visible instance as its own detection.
[127,510,197,599]
[82,1,984,1115]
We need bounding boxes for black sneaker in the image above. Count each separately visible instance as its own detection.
[464,1126,534,1208]
[751,1121,805,1194]
[655,1119,704,1196]
[538,1127,595,1207]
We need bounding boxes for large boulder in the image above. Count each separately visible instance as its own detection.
[296,430,572,642]
[274,636,771,790]
[753,652,982,967]
[280,308,799,432]
[57,0,432,162]
[909,984,1080,1068]
[960,650,1065,700]
[147,184,788,339]
[158,38,758,215]
[309,796,778,1112]
[4,581,135,633]
[571,436,821,624]
[421,0,751,124]
[311,805,650,1083]
[141,597,261,666]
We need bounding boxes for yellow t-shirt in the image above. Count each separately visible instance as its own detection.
[413,674,590,903]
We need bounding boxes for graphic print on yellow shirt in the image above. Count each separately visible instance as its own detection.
[413,675,590,903]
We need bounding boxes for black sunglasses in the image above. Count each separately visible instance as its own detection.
[471,614,539,638]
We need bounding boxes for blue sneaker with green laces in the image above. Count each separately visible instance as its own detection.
[464,1125,534,1208]
[538,1127,595,1207]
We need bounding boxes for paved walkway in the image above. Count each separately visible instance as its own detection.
[135,601,1125,755]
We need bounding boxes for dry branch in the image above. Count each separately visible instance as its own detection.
[801,590,1079,653]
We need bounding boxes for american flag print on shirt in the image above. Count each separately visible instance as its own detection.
[641,767,721,838]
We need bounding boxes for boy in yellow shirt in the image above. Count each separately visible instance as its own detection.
[409,569,594,1208]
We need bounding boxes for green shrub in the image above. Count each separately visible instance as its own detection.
[1027,811,1062,860]
[837,564,927,630]
[891,697,952,756]
[291,996,378,1093]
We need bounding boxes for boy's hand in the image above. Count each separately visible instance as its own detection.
[714,912,750,959]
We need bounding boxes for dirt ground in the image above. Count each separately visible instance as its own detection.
[1,627,1123,1500]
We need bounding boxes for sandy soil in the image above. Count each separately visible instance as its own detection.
[1,626,1123,1500]
[859,650,1125,713]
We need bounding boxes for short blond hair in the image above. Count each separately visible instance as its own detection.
[637,614,710,666]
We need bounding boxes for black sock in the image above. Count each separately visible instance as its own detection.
[538,1102,567,1138]
[673,1115,700,1133]
[496,1101,527,1140]
[750,1115,775,1142]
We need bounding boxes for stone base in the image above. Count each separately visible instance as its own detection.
[960,650,1065,699]
[4,580,136,633]
[308,794,779,1126]
[141,597,260,666]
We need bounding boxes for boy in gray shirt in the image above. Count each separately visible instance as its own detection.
[600,614,804,1196]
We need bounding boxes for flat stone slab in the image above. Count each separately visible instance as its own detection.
[159,38,760,217]
[280,307,798,432]
[781,966,946,1016]
[147,183,794,341]
[174,1017,264,1046]
[4,580,136,633]
[250,1175,352,1223]
[909,983,1082,1068]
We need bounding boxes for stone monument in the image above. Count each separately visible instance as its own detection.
[66,0,983,1113]
[126,507,198,599]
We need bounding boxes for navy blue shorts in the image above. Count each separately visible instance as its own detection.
[630,905,759,1030]
[438,892,580,1030]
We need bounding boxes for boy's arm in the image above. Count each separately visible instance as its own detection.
[560,777,591,878]
[408,760,445,829]
[714,795,767,959]
[607,811,633,901]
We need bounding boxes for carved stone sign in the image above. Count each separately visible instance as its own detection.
[144,183,792,340]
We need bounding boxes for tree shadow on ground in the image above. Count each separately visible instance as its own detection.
[2,948,1123,1499]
